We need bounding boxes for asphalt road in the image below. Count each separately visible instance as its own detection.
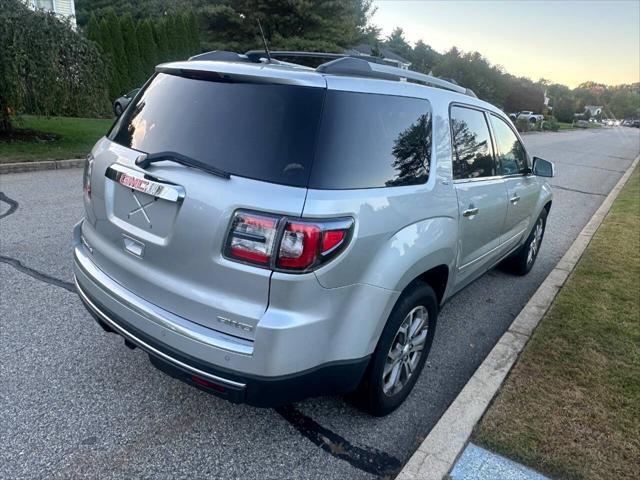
[1,127,638,480]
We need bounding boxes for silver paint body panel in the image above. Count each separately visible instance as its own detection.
[75,60,552,378]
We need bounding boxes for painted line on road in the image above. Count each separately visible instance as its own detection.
[396,154,639,480]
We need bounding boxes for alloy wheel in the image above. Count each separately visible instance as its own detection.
[382,306,429,396]
[527,218,544,265]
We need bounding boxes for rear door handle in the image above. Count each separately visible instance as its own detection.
[510,195,521,204]
[463,207,479,217]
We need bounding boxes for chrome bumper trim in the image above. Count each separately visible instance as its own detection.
[75,275,246,390]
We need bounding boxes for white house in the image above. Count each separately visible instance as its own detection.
[584,105,603,117]
[27,0,76,28]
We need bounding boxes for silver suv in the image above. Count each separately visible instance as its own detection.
[74,52,554,416]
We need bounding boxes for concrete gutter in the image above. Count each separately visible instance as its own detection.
[397,154,639,480]
[0,158,84,174]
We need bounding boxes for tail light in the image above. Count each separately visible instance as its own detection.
[83,154,94,199]
[224,210,353,272]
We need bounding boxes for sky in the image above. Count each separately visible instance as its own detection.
[371,0,640,87]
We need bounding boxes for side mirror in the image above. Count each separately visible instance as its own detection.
[533,157,554,177]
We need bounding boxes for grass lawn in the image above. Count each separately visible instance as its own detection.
[0,115,114,163]
[474,167,639,480]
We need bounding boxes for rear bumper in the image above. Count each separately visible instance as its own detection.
[73,231,378,406]
[75,272,370,406]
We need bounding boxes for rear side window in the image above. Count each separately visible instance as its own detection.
[489,115,528,175]
[309,91,432,189]
[109,73,324,188]
[450,106,496,180]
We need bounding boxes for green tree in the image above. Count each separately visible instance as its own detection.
[174,14,190,59]
[120,13,145,87]
[607,86,640,119]
[200,0,375,53]
[385,27,412,60]
[152,18,170,63]
[187,11,201,54]
[137,19,158,78]
[85,13,102,46]
[0,0,110,132]
[104,9,128,94]
[164,14,182,60]
[411,40,440,74]
[98,17,122,98]
[553,95,578,122]
[74,0,208,26]
[503,77,545,113]
[432,48,510,107]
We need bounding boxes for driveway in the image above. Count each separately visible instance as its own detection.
[1,127,638,479]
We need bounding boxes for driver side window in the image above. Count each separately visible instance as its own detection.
[490,115,528,175]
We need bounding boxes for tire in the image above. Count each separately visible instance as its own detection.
[502,208,548,276]
[353,281,438,416]
[114,103,122,116]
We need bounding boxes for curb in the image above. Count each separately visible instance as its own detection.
[0,158,84,174]
[397,154,640,480]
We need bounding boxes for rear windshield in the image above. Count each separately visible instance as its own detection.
[109,73,432,189]
[109,73,324,188]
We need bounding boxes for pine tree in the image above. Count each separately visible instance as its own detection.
[137,19,158,78]
[104,9,128,94]
[187,11,200,55]
[99,17,121,99]
[167,14,186,60]
[153,18,170,63]
[85,13,102,46]
[120,12,144,86]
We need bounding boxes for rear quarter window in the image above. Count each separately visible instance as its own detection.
[309,91,432,189]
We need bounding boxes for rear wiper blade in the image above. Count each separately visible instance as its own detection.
[135,151,231,179]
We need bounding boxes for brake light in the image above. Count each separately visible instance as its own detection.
[227,211,278,265]
[278,222,321,269]
[224,210,353,272]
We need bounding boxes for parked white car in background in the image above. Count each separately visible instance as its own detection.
[517,111,544,123]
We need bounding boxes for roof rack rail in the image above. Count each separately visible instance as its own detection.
[316,57,477,97]
[188,51,251,62]
[244,50,393,66]
[187,50,477,98]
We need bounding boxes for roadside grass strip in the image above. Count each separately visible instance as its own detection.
[0,115,113,163]
[474,167,640,480]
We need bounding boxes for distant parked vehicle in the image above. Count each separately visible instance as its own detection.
[631,120,640,128]
[517,111,544,123]
[113,88,140,116]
